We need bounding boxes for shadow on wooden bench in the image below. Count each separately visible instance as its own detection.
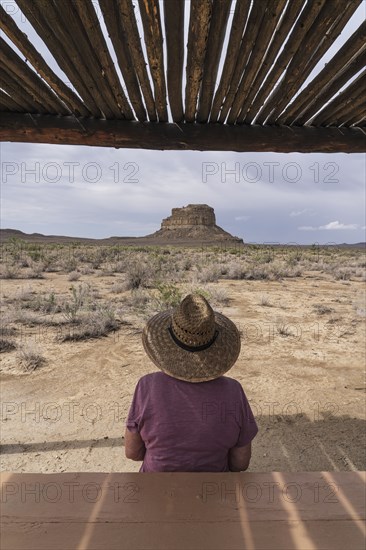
[1,471,365,550]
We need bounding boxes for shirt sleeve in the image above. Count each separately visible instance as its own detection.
[234,385,259,448]
[126,380,143,433]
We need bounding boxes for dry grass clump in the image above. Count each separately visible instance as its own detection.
[260,295,272,307]
[276,319,294,337]
[0,338,16,353]
[18,290,60,314]
[68,271,81,281]
[61,283,94,323]
[333,268,352,280]
[80,265,94,275]
[26,263,45,279]
[60,308,120,341]
[17,343,46,371]
[154,282,183,308]
[124,260,156,289]
[0,263,20,279]
[204,286,229,306]
[313,303,333,315]
[194,265,221,283]
[110,280,128,293]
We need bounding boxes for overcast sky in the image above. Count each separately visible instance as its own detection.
[1,1,365,245]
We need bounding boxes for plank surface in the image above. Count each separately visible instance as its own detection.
[1,472,365,550]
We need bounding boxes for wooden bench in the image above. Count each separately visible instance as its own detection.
[1,471,365,549]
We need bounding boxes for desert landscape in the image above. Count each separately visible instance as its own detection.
[0,206,365,474]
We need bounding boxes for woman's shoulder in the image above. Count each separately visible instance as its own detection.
[136,371,170,387]
[215,375,245,393]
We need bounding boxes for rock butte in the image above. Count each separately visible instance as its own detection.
[147,204,244,244]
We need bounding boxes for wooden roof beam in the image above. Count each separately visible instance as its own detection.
[286,48,366,125]
[15,0,102,117]
[185,0,212,122]
[0,38,69,115]
[255,0,332,124]
[245,0,327,124]
[329,96,366,127]
[99,0,147,122]
[46,0,125,119]
[310,70,366,126]
[0,90,26,112]
[283,20,366,125]
[238,0,304,124]
[346,110,366,127]
[209,0,251,123]
[163,0,184,122]
[0,5,90,117]
[0,73,43,112]
[227,0,287,124]
[196,0,232,123]
[117,0,157,122]
[264,0,359,124]
[218,0,269,124]
[1,114,365,153]
[138,0,168,122]
[72,0,134,120]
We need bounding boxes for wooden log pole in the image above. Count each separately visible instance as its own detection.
[0,114,365,153]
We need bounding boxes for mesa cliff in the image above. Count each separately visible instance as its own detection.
[146,204,243,244]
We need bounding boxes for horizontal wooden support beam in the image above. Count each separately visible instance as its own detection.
[0,113,365,153]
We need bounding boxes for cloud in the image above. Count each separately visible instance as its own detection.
[289,208,315,217]
[319,221,358,230]
[298,221,359,231]
[235,215,251,221]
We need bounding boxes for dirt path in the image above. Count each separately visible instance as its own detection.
[1,276,365,472]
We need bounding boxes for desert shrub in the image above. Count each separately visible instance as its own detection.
[195,265,221,283]
[276,320,293,337]
[16,285,35,303]
[68,271,81,282]
[80,265,94,275]
[181,258,192,271]
[26,263,45,279]
[17,343,46,371]
[155,282,183,309]
[260,295,272,307]
[18,256,31,268]
[0,263,20,279]
[60,308,120,341]
[313,304,333,315]
[109,261,127,274]
[60,257,78,273]
[225,261,247,280]
[110,280,127,294]
[0,338,16,353]
[254,252,273,264]
[246,266,271,280]
[205,286,229,306]
[333,269,352,280]
[61,283,92,323]
[0,323,17,337]
[123,288,152,310]
[124,261,155,289]
[19,290,60,314]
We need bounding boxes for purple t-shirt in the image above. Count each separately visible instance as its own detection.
[126,372,258,472]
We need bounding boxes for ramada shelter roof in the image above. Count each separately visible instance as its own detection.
[0,0,365,153]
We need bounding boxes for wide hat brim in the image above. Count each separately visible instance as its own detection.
[142,309,241,382]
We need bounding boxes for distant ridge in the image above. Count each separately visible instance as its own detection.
[1,228,365,248]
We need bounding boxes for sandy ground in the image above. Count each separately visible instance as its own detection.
[1,273,365,473]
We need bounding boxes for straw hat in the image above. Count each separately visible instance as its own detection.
[142,294,241,382]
